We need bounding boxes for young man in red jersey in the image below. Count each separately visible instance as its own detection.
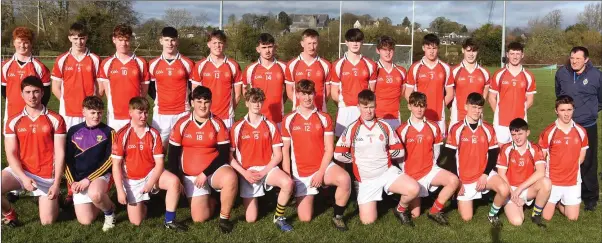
[488,42,536,146]
[497,118,551,227]
[374,35,406,130]
[282,80,351,231]
[331,28,378,137]
[51,23,102,129]
[191,30,243,129]
[242,33,287,127]
[2,77,66,227]
[285,29,332,112]
[539,95,588,221]
[230,88,294,232]
[2,27,51,121]
[405,34,454,136]
[98,24,151,131]
[168,86,238,233]
[450,38,490,127]
[446,92,510,228]
[111,97,186,231]
[148,27,195,146]
[334,90,419,226]
[396,92,459,225]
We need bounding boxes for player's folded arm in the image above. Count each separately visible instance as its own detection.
[334,146,352,163]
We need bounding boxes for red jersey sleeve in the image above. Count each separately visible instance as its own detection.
[324,113,334,135]
[111,133,125,159]
[97,59,109,82]
[141,58,151,84]
[54,115,67,135]
[229,124,238,151]
[284,60,293,84]
[51,56,63,81]
[496,145,510,169]
[241,66,250,86]
[152,130,164,158]
[324,62,333,85]
[533,144,546,165]
[232,62,243,85]
[525,70,536,95]
[368,59,378,84]
[486,124,498,149]
[580,127,589,150]
[4,116,17,137]
[489,70,502,93]
[1,61,7,85]
[446,124,459,149]
[433,122,443,145]
[270,122,283,147]
[216,119,230,144]
[169,119,184,146]
[388,125,404,151]
[191,61,203,85]
[538,128,550,151]
[483,68,491,86]
[36,60,51,85]
[405,63,417,87]
[330,59,342,85]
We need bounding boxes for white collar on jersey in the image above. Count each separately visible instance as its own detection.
[554,119,576,134]
[298,54,319,66]
[344,52,363,65]
[244,114,266,129]
[460,60,480,73]
[69,48,90,62]
[295,107,318,120]
[407,114,427,126]
[161,52,181,61]
[463,117,483,132]
[208,55,228,67]
[12,55,33,63]
[22,105,48,119]
[377,60,397,73]
[511,140,532,155]
[258,57,277,69]
[113,53,136,64]
[420,57,440,69]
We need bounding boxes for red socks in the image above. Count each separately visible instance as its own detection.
[430,200,444,214]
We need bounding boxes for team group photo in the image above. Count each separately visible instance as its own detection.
[0,1,601,242]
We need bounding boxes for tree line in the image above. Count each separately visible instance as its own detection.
[1,1,600,66]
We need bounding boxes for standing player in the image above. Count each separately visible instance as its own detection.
[98,24,150,131]
[488,42,536,145]
[191,29,243,129]
[242,33,287,126]
[2,27,51,120]
[539,95,588,221]
[374,35,406,130]
[230,88,294,231]
[2,77,66,226]
[111,97,186,231]
[285,29,332,112]
[497,118,551,227]
[51,23,101,129]
[404,34,454,136]
[446,92,509,227]
[331,28,378,136]
[168,86,238,233]
[148,27,195,146]
[450,38,490,127]
[64,96,116,231]
[396,92,460,225]
[334,89,419,225]
[282,80,351,231]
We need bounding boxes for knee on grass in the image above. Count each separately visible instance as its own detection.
[508,218,524,226]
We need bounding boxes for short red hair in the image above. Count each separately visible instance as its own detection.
[12,27,34,42]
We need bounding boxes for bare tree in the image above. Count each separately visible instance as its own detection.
[543,9,563,29]
[163,8,195,29]
[578,2,601,33]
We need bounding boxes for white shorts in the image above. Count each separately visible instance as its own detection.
[3,167,54,197]
[549,184,581,206]
[108,117,130,132]
[335,106,361,137]
[182,165,230,198]
[457,171,496,201]
[494,125,512,145]
[355,166,403,205]
[382,118,401,131]
[73,173,112,205]
[122,170,160,204]
[506,185,533,206]
[293,162,337,197]
[239,166,279,198]
[151,111,189,145]
[62,115,85,130]
[416,166,443,198]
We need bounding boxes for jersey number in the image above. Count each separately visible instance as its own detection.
[197,135,203,140]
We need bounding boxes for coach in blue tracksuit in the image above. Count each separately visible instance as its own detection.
[555,46,602,211]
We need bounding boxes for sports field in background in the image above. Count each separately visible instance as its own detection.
[1,61,601,242]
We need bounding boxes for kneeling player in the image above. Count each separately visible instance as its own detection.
[168,86,238,233]
[539,95,588,221]
[334,90,419,225]
[396,92,459,225]
[282,80,351,231]
[497,118,551,227]
[2,76,66,226]
[230,88,294,231]
[65,96,116,231]
[111,97,186,231]
[446,92,510,227]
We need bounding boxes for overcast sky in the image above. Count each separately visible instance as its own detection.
[133,1,595,29]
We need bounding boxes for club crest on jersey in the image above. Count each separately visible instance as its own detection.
[583,79,588,85]
[97,135,104,142]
